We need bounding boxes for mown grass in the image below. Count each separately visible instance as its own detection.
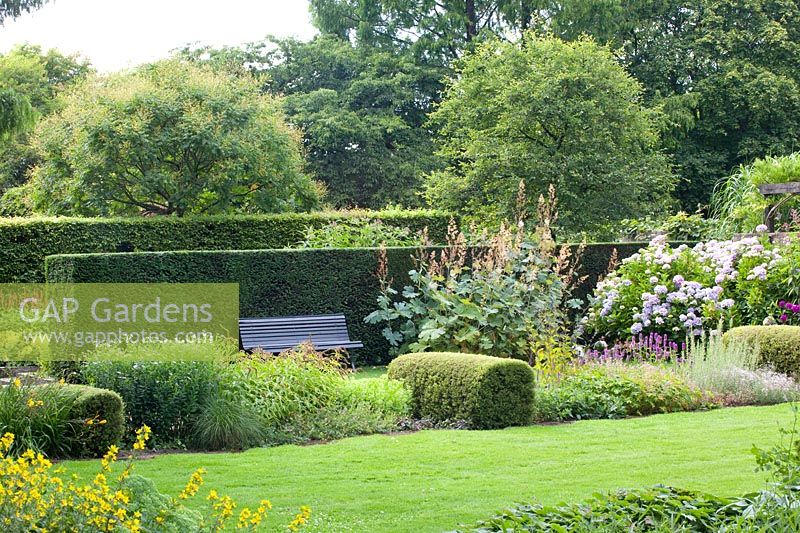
[63,404,795,532]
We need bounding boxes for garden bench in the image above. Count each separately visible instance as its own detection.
[238,313,363,353]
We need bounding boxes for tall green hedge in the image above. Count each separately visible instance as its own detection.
[44,242,658,365]
[387,352,535,429]
[47,247,423,365]
[0,210,450,282]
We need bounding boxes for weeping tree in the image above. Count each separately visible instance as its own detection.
[0,88,33,138]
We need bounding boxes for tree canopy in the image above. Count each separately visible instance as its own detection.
[425,34,674,233]
[182,36,444,208]
[18,60,320,217]
[0,0,48,25]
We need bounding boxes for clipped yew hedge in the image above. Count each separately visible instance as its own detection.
[0,210,450,282]
[387,352,535,429]
[44,242,659,365]
[46,247,424,365]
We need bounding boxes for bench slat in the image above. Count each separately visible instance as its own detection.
[239,313,362,353]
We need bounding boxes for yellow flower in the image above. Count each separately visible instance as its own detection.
[132,425,152,451]
[12,378,21,388]
[178,468,206,500]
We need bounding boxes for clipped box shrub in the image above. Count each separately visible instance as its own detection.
[387,352,534,429]
[61,384,125,458]
[724,325,800,376]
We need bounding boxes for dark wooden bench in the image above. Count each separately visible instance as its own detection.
[239,313,363,353]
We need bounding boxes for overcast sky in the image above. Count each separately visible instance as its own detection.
[0,0,318,72]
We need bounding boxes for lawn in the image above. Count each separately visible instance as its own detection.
[64,404,795,532]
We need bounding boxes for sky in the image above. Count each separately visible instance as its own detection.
[0,0,318,72]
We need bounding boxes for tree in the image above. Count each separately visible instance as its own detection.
[310,0,536,64]
[0,45,92,202]
[540,0,800,210]
[425,34,674,234]
[20,60,320,216]
[0,0,48,25]
[0,88,32,138]
[181,36,444,208]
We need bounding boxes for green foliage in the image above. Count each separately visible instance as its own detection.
[619,212,715,242]
[262,36,443,208]
[0,44,92,116]
[190,393,265,451]
[426,34,674,233]
[682,334,799,406]
[23,59,320,216]
[81,361,221,447]
[123,475,203,533]
[223,348,344,428]
[0,88,33,139]
[183,35,444,209]
[367,233,569,361]
[723,326,800,377]
[62,384,125,458]
[46,246,426,365]
[387,352,535,429]
[332,376,411,419]
[533,363,707,423]
[0,0,49,24]
[223,347,410,446]
[0,380,122,458]
[0,209,448,282]
[712,153,800,237]
[463,485,737,532]
[0,45,92,198]
[310,0,534,64]
[542,0,800,211]
[299,218,423,248]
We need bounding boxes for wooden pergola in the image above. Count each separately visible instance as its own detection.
[758,182,800,231]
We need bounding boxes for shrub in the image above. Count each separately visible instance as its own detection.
[0,209,450,282]
[82,361,221,447]
[0,380,123,458]
[533,362,707,423]
[461,485,736,532]
[618,212,715,241]
[332,377,411,419]
[222,347,344,428]
[583,234,800,342]
[224,349,410,446]
[367,218,574,363]
[299,218,423,248]
[682,334,800,406]
[61,384,124,458]
[724,325,800,377]
[387,352,535,429]
[271,403,402,445]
